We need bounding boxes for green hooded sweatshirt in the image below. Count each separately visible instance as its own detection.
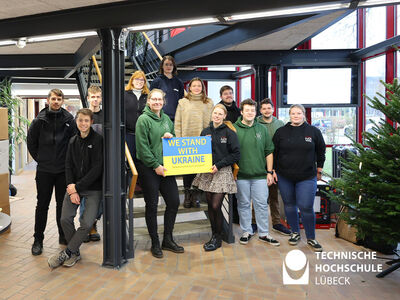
[135,106,175,169]
[257,116,284,139]
[233,117,274,180]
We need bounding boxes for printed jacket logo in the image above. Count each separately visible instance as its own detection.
[305,136,312,143]
[220,137,227,144]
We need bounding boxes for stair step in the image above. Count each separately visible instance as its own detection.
[133,219,211,240]
[132,202,208,218]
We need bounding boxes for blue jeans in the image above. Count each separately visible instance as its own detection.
[236,179,269,236]
[277,174,317,240]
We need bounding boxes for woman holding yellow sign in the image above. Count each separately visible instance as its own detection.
[193,104,240,251]
[175,77,213,208]
[135,88,184,259]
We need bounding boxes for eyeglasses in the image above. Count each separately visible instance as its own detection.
[134,78,145,82]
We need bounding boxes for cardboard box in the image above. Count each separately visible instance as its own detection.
[0,173,9,216]
[0,108,8,140]
[0,140,9,174]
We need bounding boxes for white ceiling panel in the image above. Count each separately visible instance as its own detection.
[0,38,86,54]
[0,0,126,20]
[224,11,347,51]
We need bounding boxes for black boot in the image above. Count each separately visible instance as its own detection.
[31,239,43,256]
[162,234,184,253]
[204,234,222,252]
[190,189,201,208]
[150,239,163,259]
[183,188,192,208]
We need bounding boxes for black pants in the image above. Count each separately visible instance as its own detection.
[34,171,66,241]
[183,174,196,189]
[136,160,180,243]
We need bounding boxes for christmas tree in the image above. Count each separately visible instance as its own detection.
[330,78,400,247]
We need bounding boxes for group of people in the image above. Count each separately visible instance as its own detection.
[27,54,326,268]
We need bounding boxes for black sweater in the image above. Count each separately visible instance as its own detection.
[201,122,240,170]
[273,122,326,182]
[150,75,184,119]
[27,107,76,174]
[65,128,103,192]
[124,90,147,133]
[218,100,241,123]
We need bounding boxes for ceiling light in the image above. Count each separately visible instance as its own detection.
[27,31,97,43]
[16,38,27,49]
[127,17,218,32]
[227,3,350,21]
[0,40,15,46]
[358,0,400,7]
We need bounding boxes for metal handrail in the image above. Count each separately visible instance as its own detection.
[141,32,163,61]
[91,55,138,197]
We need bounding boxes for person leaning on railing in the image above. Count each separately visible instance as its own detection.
[135,88,184,259]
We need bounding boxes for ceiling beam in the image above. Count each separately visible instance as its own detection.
[182,49,358,66]
[350,35,400,59]
[177,70,235,81]
[65,36,101,78]
[10,77,76,84]
[0,0,349,40]
[172,14,320,64]
[0,70,67,78]
[0,54,74,68]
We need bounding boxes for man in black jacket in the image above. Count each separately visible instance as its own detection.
[48,108,103,268]
[27,89,76,256]
[218,85,241,123]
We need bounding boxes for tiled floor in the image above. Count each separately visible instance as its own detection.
[0,169,399,300]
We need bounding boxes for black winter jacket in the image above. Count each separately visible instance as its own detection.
[124,90,147,133]
[27,107,76,174]
[150,75,184,119]
[218,101,241,123]
[273,122,326,182]
[65,128,103,192]
[201,122,240,170]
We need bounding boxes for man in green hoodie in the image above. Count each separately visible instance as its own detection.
[233,99,280,246]
[257,98,291,236]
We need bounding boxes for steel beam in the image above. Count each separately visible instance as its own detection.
[173,15,319,64]
[351,35,400,60]
[99,28,128,268]
[254,65,269,103]
[183,49,358,66]
[177,70,235,81]
[0,54,74,68]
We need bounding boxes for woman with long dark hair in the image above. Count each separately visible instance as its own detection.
[193,104,240,251]
[150,55,184,121]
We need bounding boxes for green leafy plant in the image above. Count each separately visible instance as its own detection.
[329,78,400,247]
[0,78,30,173]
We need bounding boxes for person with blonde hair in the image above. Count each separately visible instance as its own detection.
[124,70,149,161]
[273,104,326,252]
[174,77,214,208]
[192,104,240,251]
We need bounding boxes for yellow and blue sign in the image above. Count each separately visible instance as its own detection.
[163,136,212,176]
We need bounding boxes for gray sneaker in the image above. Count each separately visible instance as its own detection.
[63,253,81,267]
[48,250,70,269]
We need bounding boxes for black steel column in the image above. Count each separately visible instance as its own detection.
[98,28,127,268]
[254,64,269,105]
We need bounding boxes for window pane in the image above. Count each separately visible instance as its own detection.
[312,11,357,49]
[208,81,236,105]
[277,107,290,124]
[240,76,251,101]
[365,7,386,47]
[311,107,356,145]
[365,55,386,136]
